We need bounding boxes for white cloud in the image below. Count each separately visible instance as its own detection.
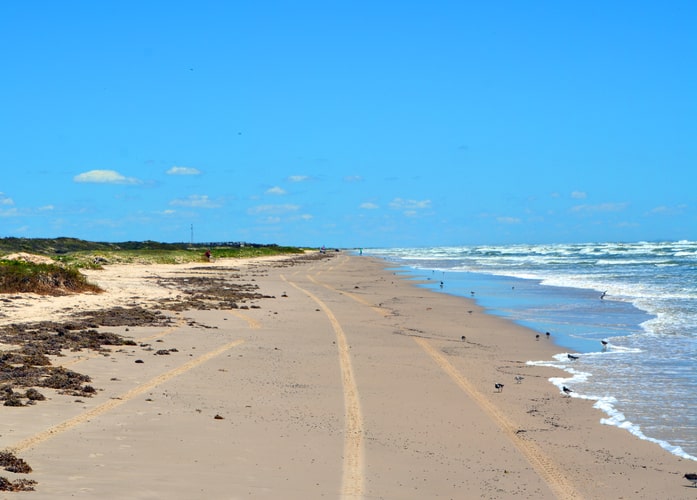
[572,202,628,213]
[344,175,364,182]
[248,204,300,215]
[288,175,310,182]
[38,205,54,211]
[647,204,686,216]
[266,186,286,195]
[169,195,221,208]
[0,193,14,205]
[360,202,379,209]
[167,166,201,175]
[571,191,587,199]
[497,216,521,224]
[389,198,432,210]
[74,169,142,185]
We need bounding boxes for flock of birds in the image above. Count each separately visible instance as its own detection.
[457,286,697,489]
[488,333,615,398]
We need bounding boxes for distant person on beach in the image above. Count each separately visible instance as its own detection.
[205,249,211,262]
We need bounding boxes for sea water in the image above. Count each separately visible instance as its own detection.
[365,241,697,461]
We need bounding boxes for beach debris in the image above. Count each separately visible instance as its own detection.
[0,451,32,474]
[135,359,144,363]
[495,383,504,393]
[214,414,224,420]
[0,477,36,491]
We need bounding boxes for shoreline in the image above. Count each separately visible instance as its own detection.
[0,253,694,498]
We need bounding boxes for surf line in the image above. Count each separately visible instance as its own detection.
[281,275,365,499]
[10,339,245,454]
[414,337,583,500]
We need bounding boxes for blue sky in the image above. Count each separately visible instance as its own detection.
[2,2,695,248]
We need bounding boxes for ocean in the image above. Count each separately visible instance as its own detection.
[364,241,697,461]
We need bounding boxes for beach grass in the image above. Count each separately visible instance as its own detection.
[0,260,102,295]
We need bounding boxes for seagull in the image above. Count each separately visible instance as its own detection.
[567,354,580,361]
[495,383,504,393]
[684,473,697,487]
[563,386,573,396]
[514,376,524,384]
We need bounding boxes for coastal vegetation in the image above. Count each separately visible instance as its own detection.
[0,237,306,294]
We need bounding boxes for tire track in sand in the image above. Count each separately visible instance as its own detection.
[10,339,245,454]
[415,337,583,500]
[281,274,365,499]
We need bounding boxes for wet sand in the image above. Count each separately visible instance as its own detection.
[0,252,695,498]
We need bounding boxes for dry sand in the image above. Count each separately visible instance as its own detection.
[0,252,695,499]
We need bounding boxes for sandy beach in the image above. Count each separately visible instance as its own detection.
[0,252,695,499]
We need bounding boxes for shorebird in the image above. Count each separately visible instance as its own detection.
[563,386,573,396]
[495,383,504,393]
[601,340,608,349]
[461,335,466,341]
[684,473,697,487]
[514,376,524,384]
[600,291,608,300]
[535,334,540,341]
[546,331,551,338]
[567,354,579,361]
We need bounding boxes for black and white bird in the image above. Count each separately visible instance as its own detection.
[514,376,524,384]
[685,473,697,487]
[461,335,466,341]
[563,386,573,396]
[567,354,579,361]
[495,383,504,393]
[601,340,608,349]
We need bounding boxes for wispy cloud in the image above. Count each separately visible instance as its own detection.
[389,198,431,210]
[571,191,587,199]
[167,166,201,175]
[647,204,687,216]
[266,186,286,195]
[497,216,521,224]
[248,204,300,215]
[0,193,14,206]
[74,169,142,185]
[360,202,379,210]
[572,202,628,213]
[169,194,221,208]
[288,175,311,183]
[344,175,364,182]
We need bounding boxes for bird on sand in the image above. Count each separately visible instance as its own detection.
[514,376,524,384]
[684,473,697,487]
[461,335,466,341]
[495,383,504,393]
[563,386,573,396]
[567,354,580,361]
[536,334,540,341]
